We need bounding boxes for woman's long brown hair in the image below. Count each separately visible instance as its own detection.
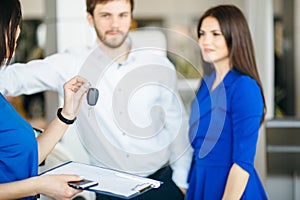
[0,0,22,66]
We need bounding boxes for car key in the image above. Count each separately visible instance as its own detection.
[87,88,99,106]
[87,88,99,117]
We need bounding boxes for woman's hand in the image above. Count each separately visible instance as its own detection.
[36,174,83,200]
[61,76,90,120]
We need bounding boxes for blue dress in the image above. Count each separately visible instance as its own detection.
[186,68,268,200]
[0,93,38,200]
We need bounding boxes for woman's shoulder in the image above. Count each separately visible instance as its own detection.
[230,69,260,91]
[227,70,264,116]
[226,69,262,105]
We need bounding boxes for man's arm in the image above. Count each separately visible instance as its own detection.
[160,59,193,191]
[0,51,79,97]
[168,104,193,191]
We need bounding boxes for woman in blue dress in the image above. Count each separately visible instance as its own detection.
[186,5,268,200]
[0,0,90,199]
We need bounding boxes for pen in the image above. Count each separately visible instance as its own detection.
[136,184,152,193]
[114,172,160,189]
[114,172,146,183]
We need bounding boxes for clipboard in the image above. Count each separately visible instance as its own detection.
[40,161,163,199]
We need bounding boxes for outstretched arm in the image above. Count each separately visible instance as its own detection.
[0,52,78,97]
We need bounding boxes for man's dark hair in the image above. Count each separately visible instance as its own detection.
[86,0,134,15]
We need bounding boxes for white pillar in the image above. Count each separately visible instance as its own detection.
[43,0,95,54]
[244,0,274,184]
[55,0,94,52]
[44,0,59,122]
[295,0,300,117]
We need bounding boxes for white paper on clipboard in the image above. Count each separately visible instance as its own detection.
[40,161,162,199]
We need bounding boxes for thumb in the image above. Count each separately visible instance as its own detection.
[64,174,83,182]
[73,82,90,116]
[76,82,90,98]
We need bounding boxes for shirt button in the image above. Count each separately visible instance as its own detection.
[126,154,130,158]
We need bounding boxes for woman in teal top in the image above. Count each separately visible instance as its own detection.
[0,0,90,199]
[186,5,268,200]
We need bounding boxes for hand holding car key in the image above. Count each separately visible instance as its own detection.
[87,87,99,116]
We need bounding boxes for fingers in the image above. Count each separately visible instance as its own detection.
[64,76,89,93]
[62,75,92,117]
[65,176,84,199]
[39,174,83,199]
[78,81,91,95]
[73,80,90,106]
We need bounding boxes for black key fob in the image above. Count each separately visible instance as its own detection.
[87,88,99,106]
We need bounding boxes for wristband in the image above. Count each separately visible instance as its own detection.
[57,108,76,124]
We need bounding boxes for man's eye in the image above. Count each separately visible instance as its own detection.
[101,14,109,18]
[120,13,129,18]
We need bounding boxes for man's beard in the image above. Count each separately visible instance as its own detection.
[97,29,129,48]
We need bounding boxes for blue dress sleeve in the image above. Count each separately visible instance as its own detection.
[231,76,264,172]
